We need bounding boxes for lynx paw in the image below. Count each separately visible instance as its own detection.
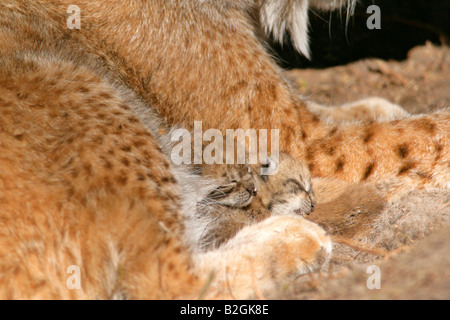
[308,97,409,123]
[196,216,331,299]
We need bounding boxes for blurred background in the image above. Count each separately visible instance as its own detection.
[268,0,450,114]
[270,0,450,69]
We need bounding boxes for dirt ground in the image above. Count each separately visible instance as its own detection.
[287,43,450,115]
[272,43,450,300]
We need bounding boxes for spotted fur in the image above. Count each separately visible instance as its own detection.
[0,0,447,300]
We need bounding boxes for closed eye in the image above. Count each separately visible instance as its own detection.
[282,179,305,194]
[207,183,236,198]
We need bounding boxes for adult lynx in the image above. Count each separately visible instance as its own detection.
[0,0,447,299]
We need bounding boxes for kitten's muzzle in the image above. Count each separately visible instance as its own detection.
[294,200,316,216]
[246,185,258,197]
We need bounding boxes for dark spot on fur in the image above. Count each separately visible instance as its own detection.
[335,157,345,173]
[127,116,139,124]
[434,143,444,161]
[97,113,107,120]
[121,146,132,152]
[414,118,436,134]
[363,128,375,144]
[121,157,130,167]
[99,92,113,100]
[133,139,147,148]
[396,143,410,159]
[329,127,338,136]
[416,171,432,180]
[398,161,416,175]
[14,133,24,141]
[162,176,176,184]
[320,140,339,157]
[362,162,375,181]
[104,160,113,169]
[301,129,307,140]
[174,246,182,254]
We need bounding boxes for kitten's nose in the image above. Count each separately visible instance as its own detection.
[246,185,257,196]
[310,201,316,213]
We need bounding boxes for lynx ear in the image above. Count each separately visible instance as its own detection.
[257,0,311,59]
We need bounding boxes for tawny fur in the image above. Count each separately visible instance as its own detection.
[0,0,334,299]
[0,0,448,299]
[309,178,387,238]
